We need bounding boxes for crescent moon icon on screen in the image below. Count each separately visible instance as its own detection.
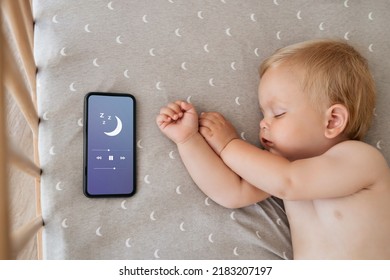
[104,116,122,136]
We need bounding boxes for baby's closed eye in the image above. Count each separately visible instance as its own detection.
[274,112,286,118]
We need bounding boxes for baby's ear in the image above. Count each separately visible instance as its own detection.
[324,104,349,139]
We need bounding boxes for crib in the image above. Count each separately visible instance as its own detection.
[1,0,42,259]
[1,0,389,260]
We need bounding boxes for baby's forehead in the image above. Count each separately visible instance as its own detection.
[258,89,292,110]
[258,66,306,101]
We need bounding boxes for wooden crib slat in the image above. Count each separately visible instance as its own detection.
[1,0,41,259]
[2,0,36,96]
[3,37,39,138]
[0,134,11,259]
[11,216,43,259]
[0,22,12,260]
[9,148,41,178]
[19,0,34,54]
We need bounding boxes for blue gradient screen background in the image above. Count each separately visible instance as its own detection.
[85,94,135,196]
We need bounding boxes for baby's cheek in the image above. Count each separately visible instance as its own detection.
[274,125,300,150]
[274,124,291,141]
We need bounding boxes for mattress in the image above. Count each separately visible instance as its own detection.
[33,0,390,259]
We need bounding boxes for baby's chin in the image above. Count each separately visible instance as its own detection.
[265,146,282,157]
[267,147,298,161]
[259,138,298,160]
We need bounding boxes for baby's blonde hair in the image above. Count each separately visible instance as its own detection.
[259,39,376,140]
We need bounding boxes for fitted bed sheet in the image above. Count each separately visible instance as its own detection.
[34,0,390,259]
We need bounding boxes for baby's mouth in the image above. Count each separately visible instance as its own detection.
[261,137,273,148]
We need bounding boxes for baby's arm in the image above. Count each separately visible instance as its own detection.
[200,112,388,200]
[156,101,270,208]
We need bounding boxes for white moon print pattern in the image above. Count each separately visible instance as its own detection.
[36,0,389,260]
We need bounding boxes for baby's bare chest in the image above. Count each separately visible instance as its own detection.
[286,193,377,228]
[285,189,390,244]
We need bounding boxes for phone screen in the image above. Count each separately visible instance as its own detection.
[84,92,136,197]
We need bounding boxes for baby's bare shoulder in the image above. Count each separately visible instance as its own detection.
[329,140,390,181]
[330,140,386,163]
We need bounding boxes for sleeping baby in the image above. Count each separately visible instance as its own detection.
[156,39,390,259]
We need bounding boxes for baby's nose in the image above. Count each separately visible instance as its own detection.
[260,118,269,130]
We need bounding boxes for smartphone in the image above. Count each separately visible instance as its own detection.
[83,92,136,197]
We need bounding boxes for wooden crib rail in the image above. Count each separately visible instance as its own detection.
[0,0,42,260]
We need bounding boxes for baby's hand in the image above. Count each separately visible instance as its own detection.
[199,112,239,155]
[156,101,199,144]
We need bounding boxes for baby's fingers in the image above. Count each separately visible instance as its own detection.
[160,105,182,121]
[201,112,225,124]
[156,114,172,128]
[199,114,216,129]
[199,126,212,139]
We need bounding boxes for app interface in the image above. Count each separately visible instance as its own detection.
[86,94,135,195]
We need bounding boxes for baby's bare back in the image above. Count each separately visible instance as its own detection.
[286,172,390,259]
